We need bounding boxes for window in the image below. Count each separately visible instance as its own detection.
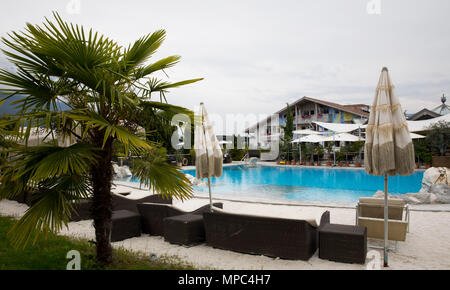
[310,110,315,115]
[361,107,369,112]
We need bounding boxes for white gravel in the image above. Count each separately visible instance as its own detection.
[1,197,450,270]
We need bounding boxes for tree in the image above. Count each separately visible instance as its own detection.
[139,101,193,154]
[426,121,450,156]
[284,104,294,142]
[280,104,294,160]
[0,13,201,265]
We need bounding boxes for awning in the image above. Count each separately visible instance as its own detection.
[293,129,321,135]
[323,132,364,142]
[292,134,328,143]
[410,132,425,139]
[406,114,450,132]
[313,121,365,133]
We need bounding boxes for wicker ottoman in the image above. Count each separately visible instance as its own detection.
[319,223,367,264]
[111,210,141,242]
[163,214,205,246]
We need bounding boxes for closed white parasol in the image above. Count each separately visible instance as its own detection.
[194,103,223,211]
[364,67,415,267]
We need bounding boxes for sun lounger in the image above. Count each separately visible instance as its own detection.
[357,217,408,242]
[356,197,409,231]
[356,197,408,220]
[137,202,223,236]
[356,197,409,250]
[202,207,330,260]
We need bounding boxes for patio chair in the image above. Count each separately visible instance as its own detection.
[356,197,409,250]
[357,217,408,242]
[356,197,409,228]
[137,202,223,236]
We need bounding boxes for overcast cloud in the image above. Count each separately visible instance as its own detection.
[1,0,449,133]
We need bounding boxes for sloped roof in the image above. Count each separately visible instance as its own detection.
[407,114,450,132]
[408,108,441,121]
[277,96,370,117]
[246,96,370,131]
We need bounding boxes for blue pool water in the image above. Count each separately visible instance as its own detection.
[181,165,424,203]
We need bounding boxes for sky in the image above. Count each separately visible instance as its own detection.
[1,0,449,134]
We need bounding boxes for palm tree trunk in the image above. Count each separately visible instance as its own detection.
[91,136,114,266]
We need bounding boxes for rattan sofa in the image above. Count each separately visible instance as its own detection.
[69,193,172,221]
[137,202,223,236]
[203,208,330,260]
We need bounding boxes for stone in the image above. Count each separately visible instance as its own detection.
[373,190,389,198]
[121,166,132,177]
[421,167,450,192]
[184,173,207,186]
[372,190,403,200]
[192,179,207,186]
[113,164,121,177]
[184,174,196,184]
[404,192,436,204]
[403,196,421,205]
[430,183,450,204]
[113,164,132,178]
[397,167,450,204]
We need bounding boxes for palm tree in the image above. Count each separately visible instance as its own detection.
[0,13,201,265]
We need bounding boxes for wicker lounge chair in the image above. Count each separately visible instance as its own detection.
[137,202,223,236]
[202,208,330,260]
[69,193,172,221]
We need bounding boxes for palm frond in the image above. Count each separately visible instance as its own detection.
[145,77,203,101]
[67,111,152,152]
[121,30,166,72]
[6,174,92,249]
[133,55,181,79]
[130,149,193,201]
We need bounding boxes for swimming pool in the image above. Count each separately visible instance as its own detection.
[182,165,424,203]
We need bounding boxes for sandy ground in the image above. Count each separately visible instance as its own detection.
[1,196,450,270]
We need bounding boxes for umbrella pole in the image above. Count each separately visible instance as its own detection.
[384,174,389,267]
[200,102,214,212]
[208,177,212,212]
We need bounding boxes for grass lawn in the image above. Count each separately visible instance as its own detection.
[0,215,196,270]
